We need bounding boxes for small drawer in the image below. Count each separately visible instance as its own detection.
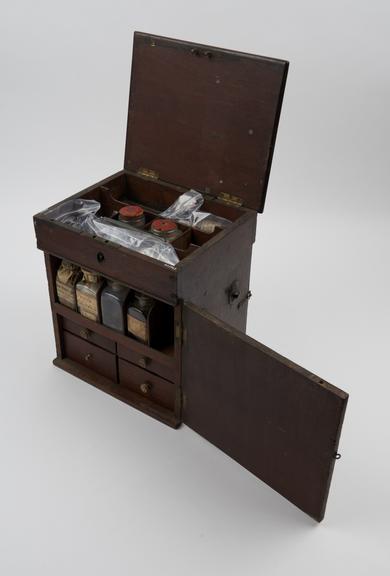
[62,317,116,353]
[63,331,117,382]
[117,344,174,382]
[118,359,176,411]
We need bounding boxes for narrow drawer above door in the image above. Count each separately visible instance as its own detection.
[63,331,117,382]
[118,359,176,411]
[62,317,116,353]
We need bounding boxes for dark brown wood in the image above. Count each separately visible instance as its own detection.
[53,357,180,428]
[118,359,176,411]
[51,291,181,424]
[62,316,116,354]
[63,331,117,381]
[125,32,288,212]
[182,303,348,522]
[44,253,64,358]
[117,343,174,381]
[178,209,256,332]
[33,32,348,521]
[35,216,178,305]
[54,302,177,372]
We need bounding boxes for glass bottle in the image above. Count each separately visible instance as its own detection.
[127,292,155,344]
[76,270,104,322]
[118,205,146,229]
[101,280,130,333]
[56,260,80,310]
[150,218,181,242]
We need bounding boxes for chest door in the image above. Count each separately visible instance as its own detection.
[182,303,348,521]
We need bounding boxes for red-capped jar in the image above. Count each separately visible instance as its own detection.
[150,218,181,242]
[118,205,145,229]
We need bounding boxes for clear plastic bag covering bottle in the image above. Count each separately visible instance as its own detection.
[160,189,231,232]
[44,199,179,266]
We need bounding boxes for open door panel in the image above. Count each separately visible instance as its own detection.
[182,303,348,521]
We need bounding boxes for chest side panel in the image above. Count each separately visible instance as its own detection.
[177,212,256,332]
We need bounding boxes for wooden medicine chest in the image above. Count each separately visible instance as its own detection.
[33,32,348,521]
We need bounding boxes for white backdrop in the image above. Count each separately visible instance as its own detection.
[1,1,389,574]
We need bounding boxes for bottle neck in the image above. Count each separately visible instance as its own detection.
[107,280,123,291]
[82,270,99,284]
[62,260,77,271]
[134,293,153,308]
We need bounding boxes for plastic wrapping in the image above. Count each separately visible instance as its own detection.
[160,189,231,233]
[159,189,204,222]
[45,199,179,266]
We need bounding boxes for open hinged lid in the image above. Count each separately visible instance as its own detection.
[125,32,289,212]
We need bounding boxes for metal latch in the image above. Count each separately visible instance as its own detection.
[217,192,243,207]
[137,167,159,180]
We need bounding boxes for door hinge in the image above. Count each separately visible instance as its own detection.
[217,192,243,207]
[137,167,159,180]
[175,322,187,345]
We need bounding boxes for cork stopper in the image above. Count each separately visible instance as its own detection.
[82,269,100,284]
[119,205,144,221]
[61,260,78,270]
[151,219,178,234]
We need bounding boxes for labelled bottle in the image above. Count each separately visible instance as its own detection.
[56,260,80,310]
[76,269,104,322]
[127,292,155,344]
[101,280,130,333]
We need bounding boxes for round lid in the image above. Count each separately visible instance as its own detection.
[151,218,178,233]
[119,205,144,220]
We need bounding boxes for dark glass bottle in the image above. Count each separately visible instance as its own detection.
[127,292,155,344]
[101,280,130,333]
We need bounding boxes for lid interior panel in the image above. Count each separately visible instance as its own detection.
[125,33,288,212]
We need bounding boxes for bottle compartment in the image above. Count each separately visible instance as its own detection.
[52,256,176,356]
[76,171,245,262]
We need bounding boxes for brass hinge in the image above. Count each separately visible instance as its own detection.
[137,167,159,180]
[175,323,187,345]
[217,192,243,207]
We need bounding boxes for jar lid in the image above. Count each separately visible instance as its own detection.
[151,218,178,233]
[119,205,144,220]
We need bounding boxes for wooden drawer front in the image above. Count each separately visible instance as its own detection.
[63,331,117,382]
[118,359,176,411]
[117,344,174,382]
[62,317,116,353]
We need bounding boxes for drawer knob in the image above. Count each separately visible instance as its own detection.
[140,382,152,395]
[80,328,91,339]
[85,353,93,361]
[138,356,149,368]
